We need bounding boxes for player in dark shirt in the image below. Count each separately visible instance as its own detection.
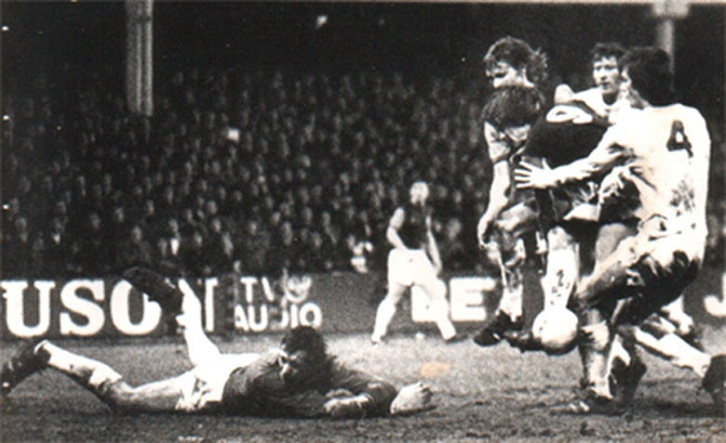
[1,268,434,418]
[371,182,462,344]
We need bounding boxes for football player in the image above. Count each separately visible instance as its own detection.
[1,267,435,418]
[371,181,463,344]
[515,47,725,415]
[509,43,713,412]
[473,36,549,347]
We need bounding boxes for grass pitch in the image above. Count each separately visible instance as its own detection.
[1,327,724,442]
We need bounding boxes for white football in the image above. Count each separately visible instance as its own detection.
[531,307,578,354]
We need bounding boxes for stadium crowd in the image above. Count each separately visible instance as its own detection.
[2,65,723,279]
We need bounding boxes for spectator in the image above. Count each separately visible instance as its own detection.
[119,224,154,270]
[68,212,111,277]
[2,64,721,277]
[234,218,273,277]
[180,229,206,278]
[203,217,235,276]
[3,214,33,277]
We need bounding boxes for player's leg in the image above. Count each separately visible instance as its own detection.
[608,332,647,409]
[567,232,637,411]
[123,266,220,365]
[102,375,191,413]
[612,253,724,414]
[570,235,655,413]
[617,302,724,414]
[17,340,185,413]
[608,311,708,411]
[608,328,708,416]
[585,221,645,411]
[105,352,261,414]
[473,232,526,347]
[570,303,616,412]
[499,247,525,322]
[635,314,710,377]
[1,338,51,395]
[176,288,221,366]
[372,282,407,344]
[572,232,702,413]
[417,274,459,342]
[659,296,704,350]
[540,225,579,309]
[372,250,413,344]
[492,204,536,324]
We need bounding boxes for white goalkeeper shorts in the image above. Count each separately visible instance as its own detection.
[174,352,259,412]
[387,248,437,287]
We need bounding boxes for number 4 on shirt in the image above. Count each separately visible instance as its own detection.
[667,120,693,157]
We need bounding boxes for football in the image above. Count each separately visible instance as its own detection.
[531,307,579,355]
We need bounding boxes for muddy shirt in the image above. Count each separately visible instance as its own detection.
[221,352,398,417]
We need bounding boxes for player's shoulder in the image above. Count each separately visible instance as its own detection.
[328,357,381,386]
[647,103,708,127]
[389,206,406,224]
[571,87,603,105]
[554,84,600,105]
[672,103,707,122]
[569,87,608,116]
[250,350,281,370]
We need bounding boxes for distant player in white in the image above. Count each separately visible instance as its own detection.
[371,181,462,344]
[516,47,724,415]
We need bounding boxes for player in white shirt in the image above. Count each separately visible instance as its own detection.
[553,42,625,123]
[510,44,710,411]
[515,47,724,415]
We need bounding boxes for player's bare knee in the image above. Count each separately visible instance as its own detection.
[97,380,136,414]
[88,364,123,389]
[379,294,401,310]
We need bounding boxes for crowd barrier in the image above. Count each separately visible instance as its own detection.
[1,267,724,340]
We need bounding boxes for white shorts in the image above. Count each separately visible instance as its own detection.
[387,248,436,287]
[174,353,259,412]
[582,220,703,324]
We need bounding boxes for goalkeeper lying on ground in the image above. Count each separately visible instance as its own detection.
[0,267,434,418]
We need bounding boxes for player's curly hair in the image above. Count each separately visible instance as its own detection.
[619,47,676,106]
[482,86,545,130]
[483,36,549,88]
[590,42,626,63]
[280,326,333,393]
[281,325,328,363]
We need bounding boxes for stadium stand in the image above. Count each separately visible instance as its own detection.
[1,66,723,279]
